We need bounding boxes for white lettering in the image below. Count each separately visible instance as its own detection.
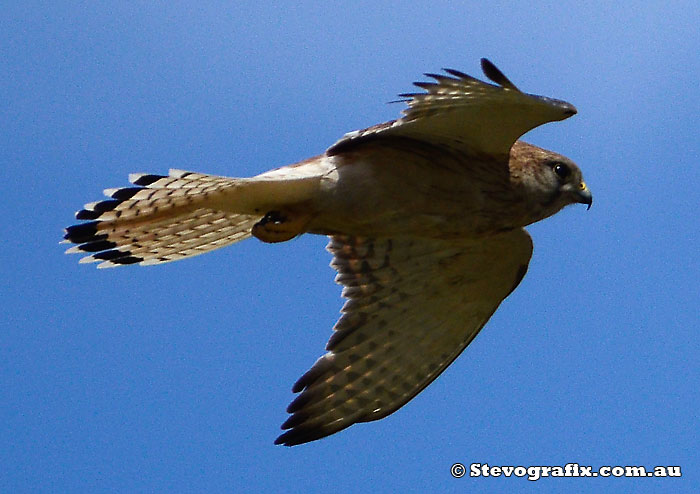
[527,466,541,481]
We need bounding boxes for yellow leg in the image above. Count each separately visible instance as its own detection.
[252,210,313,243]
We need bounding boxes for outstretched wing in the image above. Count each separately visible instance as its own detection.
[328,59,576,157]
[275,229,533,446]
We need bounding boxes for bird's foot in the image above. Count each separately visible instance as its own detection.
[252,210,311,243]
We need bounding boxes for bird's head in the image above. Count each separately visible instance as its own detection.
[510,141,592,224]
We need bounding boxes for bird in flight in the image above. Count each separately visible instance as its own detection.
[63,59,592,446]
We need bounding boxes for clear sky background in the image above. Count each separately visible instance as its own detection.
[2,2,698,493]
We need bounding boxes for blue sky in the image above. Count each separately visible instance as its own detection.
[2,2,698,492]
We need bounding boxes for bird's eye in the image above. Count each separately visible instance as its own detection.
[553,163,571,179]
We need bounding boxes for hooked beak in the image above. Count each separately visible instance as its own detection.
[575,182,593,210]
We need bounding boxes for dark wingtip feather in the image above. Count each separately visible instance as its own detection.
[480,58,519,90]
[290,355,333,393]
[274,427,324,447]
[442,68,477,81]
[286,390,314,414]
[274,423,351,446]
[280,412,310,430]
[563,104,577,116]
[413,81,436,91]
[535,96,578,118]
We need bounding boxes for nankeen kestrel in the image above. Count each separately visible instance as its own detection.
[64,59,592,446]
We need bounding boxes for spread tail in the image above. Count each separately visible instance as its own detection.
[63,169,261,268]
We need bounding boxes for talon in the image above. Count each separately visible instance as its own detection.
[252,210,312,243]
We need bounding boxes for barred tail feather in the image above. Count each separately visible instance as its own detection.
[63,169,261,268]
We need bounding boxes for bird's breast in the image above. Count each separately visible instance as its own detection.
[308,151,526,239]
